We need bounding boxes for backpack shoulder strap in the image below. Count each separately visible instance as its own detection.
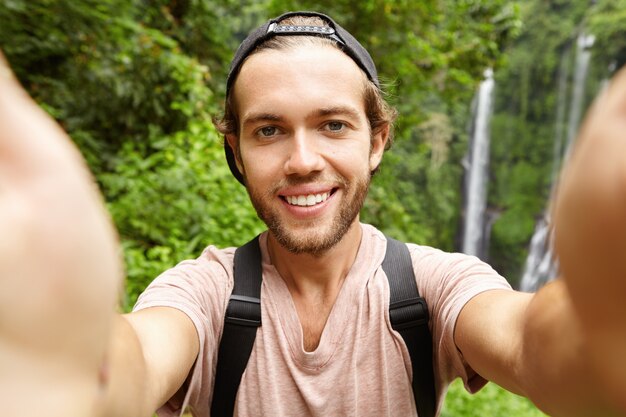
[211,235,435,416]
[210,235,263,417]
[382,236,436,417]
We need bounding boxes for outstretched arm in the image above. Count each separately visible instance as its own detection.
[0,52,198,417]
[455,67,626,417]
[554,66,626,413]
[0,50,122,416]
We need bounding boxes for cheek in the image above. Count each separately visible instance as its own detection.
[240,145,280,179]
[329,142,372,169]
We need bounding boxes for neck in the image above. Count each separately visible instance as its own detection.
[267,221,363,298]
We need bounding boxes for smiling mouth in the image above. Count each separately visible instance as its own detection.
[281,189,337,207]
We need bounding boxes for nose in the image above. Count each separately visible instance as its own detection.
[283,130,325,176]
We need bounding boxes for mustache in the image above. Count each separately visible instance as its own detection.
[267,173,349,194]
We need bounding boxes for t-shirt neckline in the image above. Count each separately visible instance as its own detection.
[258,224,378,369]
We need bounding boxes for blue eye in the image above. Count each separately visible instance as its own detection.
[326,121,345,131]
[259,126,278,137]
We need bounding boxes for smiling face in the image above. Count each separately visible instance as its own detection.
[228,44,388,255]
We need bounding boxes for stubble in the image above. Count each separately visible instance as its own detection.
[246,172,370,256]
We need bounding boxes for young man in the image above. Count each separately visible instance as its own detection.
[1,10,626,417]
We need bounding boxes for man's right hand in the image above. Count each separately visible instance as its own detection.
[0,51,123,416]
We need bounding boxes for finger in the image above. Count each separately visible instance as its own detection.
[602,65,626,115]
[0,51,92,184]
[555,65,626,223]
[572,65,626,158]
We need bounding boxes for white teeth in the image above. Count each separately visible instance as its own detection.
[286,192,330,207]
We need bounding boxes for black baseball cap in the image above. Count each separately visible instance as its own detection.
[224,11,379,185]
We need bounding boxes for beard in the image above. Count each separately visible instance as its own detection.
[245,171,371,256]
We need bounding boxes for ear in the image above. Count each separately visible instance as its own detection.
[369,124,390,172]
[225,133,244,174]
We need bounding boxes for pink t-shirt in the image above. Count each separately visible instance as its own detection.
[134,223,512,416]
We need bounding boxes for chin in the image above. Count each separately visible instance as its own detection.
[271,218,357,256]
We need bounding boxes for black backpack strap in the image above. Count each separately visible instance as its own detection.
[382,236,436,417]
[210,236,263,417]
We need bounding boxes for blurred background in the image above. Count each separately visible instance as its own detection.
[1,1,624,415]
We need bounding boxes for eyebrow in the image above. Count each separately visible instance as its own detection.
[313,106,362,121]
[241,106,363,129]
[241,112,283,128]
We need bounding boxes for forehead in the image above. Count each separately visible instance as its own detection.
[232,44,368,119]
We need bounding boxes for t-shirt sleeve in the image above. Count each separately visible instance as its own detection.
[132,246,235,417]
[408,244,513,396]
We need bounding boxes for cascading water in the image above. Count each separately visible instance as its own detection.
[520,218,559,292]
[520,33,595,292]
[550,49,573,186]
[564,33,596,159]
[518,49,570,292]
[461,69,495,259]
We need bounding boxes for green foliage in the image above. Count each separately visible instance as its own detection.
[103,120,264,307]
[0,0,216,174]
[442,380,548,417]
[0,0,265,308]
[138,0,270,96]
[489,114,554,277]
[589,0,626,71]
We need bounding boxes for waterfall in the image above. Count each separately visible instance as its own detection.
[520,218,559,292]
[519,48,570,292]
[461,69,495,259]
[519,33,595,292]
[550,49,572,186]
[564,33,596,159]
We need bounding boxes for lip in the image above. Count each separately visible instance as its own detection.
[278,187,338,218]
[278,184,335,197]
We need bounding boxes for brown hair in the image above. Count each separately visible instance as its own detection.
[214,15,397,150]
